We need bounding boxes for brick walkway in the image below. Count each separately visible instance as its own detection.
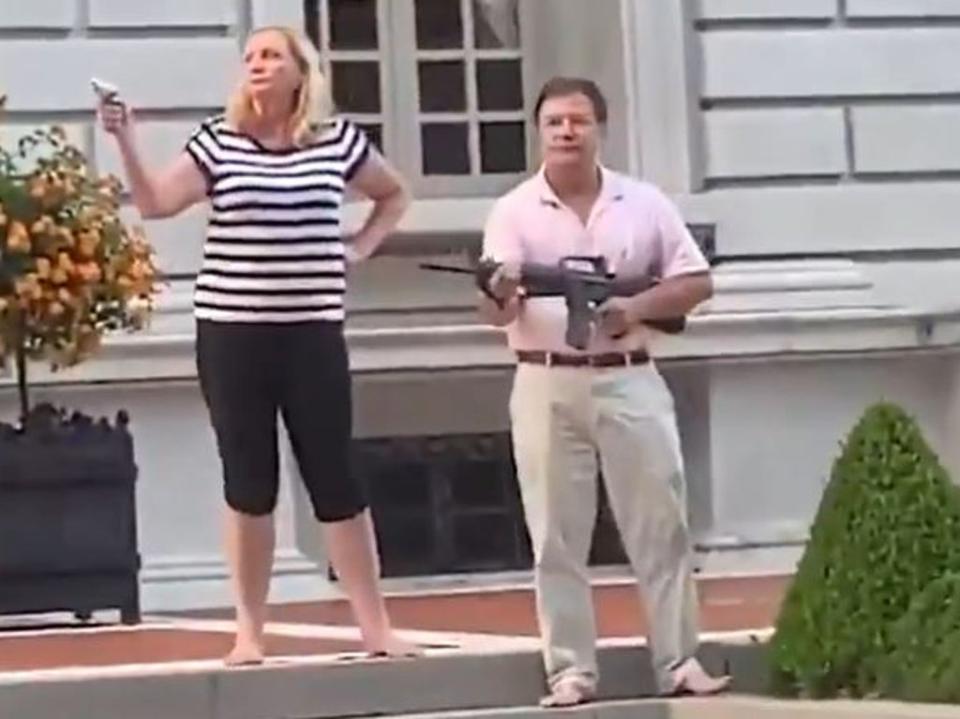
[0,574,788,675]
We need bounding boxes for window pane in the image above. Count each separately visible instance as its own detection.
[415,0,463,49]
[473,0,519,49]
[358,123,383,152]
[418,61,466,113]
[480,122,525,173]
[476,60,522,111]
[305,0,321,46]
[329,0,378,50]
[422,123,470,175]
[331,61,381,113]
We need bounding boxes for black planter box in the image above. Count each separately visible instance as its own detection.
[0,405,141,624]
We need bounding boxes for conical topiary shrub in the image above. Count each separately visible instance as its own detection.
[877,572,960,703]
[768,402,960,698]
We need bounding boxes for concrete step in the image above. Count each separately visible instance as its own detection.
[396,696,960,719]
[0,636,765,719]
[5,633,951,719]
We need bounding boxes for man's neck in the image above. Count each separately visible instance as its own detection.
[544,163,601,202]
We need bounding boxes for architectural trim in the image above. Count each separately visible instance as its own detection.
[249,0,303,31]
[627,0,705,191]
[4,305,959,387]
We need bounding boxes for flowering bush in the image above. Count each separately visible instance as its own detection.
[0,94,160,418]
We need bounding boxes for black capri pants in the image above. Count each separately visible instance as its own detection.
[196,320,366,522]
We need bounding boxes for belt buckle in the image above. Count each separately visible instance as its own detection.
[544,352,553,368]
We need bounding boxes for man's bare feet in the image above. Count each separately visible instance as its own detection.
[539,675,596,707]
[664,657,731,696]
[224,639,265,667]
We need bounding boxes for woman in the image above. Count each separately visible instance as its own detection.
[99,26,414,665]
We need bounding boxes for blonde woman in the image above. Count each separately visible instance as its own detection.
[99,26,414,665]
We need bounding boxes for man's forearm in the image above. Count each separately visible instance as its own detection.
[630,273,712,321]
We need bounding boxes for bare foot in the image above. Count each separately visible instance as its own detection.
[363,632,423,658]
[664,657,732,696]
[224,640,265,667]
[540,676,596,708]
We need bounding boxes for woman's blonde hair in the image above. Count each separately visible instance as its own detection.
[226,26,334,146]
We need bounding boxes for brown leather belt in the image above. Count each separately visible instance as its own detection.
[516,350,649,368]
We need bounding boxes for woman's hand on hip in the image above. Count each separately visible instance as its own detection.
[344,241,367,265]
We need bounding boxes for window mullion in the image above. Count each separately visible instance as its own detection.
[462,0,481,178]
[384,0,422,182]
[318,0,330,64]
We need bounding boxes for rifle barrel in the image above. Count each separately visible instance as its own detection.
[418,262,476,275]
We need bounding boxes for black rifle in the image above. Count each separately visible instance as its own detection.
[420,255,686,350]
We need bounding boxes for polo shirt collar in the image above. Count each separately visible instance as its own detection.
[535,164,625,208]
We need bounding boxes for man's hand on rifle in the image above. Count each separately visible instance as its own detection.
[477,260,523,326]
[486,261,522,302]
[596,296,641,337]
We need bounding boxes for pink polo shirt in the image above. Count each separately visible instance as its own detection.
[482,166,709,354]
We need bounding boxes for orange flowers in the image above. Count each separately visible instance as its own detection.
[6,221,31,253]
[1,119,161,370]
[14,274,42,302]
[76,229,99,258]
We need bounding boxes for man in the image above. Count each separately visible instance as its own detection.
[479,77,731,706]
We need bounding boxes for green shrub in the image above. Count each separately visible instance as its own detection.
[878,572,960,703]
[768,402,960,698]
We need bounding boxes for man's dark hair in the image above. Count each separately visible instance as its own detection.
[532,76,608,125]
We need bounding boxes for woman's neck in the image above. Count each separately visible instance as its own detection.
[248,95,295,147]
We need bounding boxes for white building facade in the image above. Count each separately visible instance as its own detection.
[2,0,960,610]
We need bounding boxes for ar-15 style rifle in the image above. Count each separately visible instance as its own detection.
[421,255,685,350]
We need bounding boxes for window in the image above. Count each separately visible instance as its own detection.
[306,0,528,198]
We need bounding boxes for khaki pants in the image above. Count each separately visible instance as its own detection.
[509,361,699,693]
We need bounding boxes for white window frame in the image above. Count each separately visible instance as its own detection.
[305,0,692,239]
[307,0,530,199]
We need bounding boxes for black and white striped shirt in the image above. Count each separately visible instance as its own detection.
[185,115,370,323]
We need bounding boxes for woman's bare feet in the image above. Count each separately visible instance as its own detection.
[222,509,273,668]
[323,511,423,660]
[363,631,423,658]
[224,637,265,666]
